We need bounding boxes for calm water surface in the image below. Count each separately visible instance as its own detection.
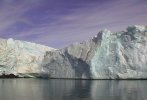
[0,79,147,100]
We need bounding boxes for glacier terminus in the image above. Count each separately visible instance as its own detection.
[0,25,147,79]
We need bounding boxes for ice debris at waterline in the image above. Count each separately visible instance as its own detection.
[1,25,147,79]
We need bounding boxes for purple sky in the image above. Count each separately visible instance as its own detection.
[0,0,147,48]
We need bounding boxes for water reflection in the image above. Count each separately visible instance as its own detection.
[91,80,147,100]
[0,79,147,100]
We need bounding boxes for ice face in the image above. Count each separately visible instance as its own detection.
[43,25,147,79]
[0,38,56,77]
[1,25,147,79]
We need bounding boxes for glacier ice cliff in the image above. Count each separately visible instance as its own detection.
[0,38,55,78]
[42,25,147,79]
[1,25,147,79]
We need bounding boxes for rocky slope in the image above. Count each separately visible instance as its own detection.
[43,25,147,79]
[0,38,55,78]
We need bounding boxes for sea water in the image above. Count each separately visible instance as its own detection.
[0,79,147,100]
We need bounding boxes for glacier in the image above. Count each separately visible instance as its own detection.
[0,38,55,78]
[43,25,147,79]
[1,25,147,79]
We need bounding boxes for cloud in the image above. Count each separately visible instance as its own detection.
[0,0,147,48]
